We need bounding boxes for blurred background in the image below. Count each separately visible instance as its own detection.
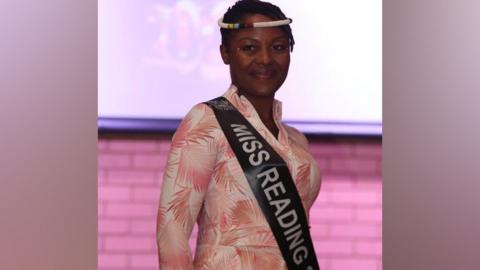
[98,0,382,269]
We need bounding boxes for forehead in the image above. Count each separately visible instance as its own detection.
[229,13,289,42]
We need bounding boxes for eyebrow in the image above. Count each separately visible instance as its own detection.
[236,35,289,43]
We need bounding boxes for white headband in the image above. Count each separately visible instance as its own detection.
[218,17,292,29]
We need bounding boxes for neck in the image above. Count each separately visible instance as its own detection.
[237,90,275,123]
[237,89,279,138]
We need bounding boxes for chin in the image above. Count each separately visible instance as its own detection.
[235,78,282,98]
[258,87,278,97]
[247,84,277,97]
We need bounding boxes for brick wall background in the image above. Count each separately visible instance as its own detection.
[98,135,382,270]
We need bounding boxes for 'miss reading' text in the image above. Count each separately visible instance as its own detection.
[230,124,313,268]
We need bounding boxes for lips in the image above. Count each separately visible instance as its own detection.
[250,68,276,80]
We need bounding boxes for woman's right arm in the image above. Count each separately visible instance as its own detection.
[156,104,217,270]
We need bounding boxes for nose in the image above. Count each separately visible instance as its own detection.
[256,47,273,65]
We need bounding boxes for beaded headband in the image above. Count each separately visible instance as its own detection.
[217,17,292,29]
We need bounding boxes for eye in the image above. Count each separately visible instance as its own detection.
[240,45,257,52]
[273,44,288,51]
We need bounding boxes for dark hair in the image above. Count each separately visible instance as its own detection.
[220,0,295,52]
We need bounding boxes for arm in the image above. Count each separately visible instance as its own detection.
[156,104,217,269]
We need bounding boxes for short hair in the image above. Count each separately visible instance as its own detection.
[220,0,295,52]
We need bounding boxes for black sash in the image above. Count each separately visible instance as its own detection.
[204,97,320,270]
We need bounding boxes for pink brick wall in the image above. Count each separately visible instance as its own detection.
[98,136,382,270]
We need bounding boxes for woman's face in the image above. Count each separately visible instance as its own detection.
[220,14,291,98]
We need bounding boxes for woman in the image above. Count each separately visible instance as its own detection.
[157,1,321,269]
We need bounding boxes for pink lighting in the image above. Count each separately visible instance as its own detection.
[98,138,382,270]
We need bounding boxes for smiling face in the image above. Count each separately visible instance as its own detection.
[220,13,291,99]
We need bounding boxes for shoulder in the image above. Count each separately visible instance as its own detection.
[283,124,309,149]
[171,103,218,142]
[182,102,215,124]
[180,102,218,129]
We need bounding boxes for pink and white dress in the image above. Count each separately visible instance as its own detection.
[157,85,321,270]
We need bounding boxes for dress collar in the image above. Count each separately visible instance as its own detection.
[222,84,289,147]
[222,84,283,121]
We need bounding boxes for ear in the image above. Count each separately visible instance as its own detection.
[219,44,230,65]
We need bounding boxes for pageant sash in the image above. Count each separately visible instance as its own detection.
[204,97,320,270]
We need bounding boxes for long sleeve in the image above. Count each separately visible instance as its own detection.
[156,104,217,270]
